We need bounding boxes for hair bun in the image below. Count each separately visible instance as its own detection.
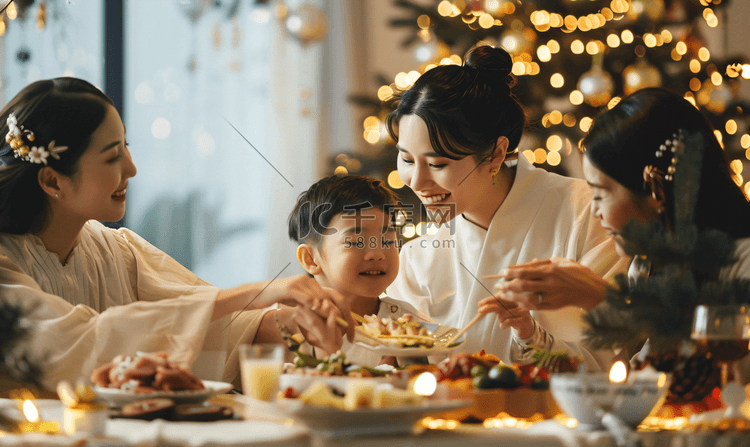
[464,45,514,90]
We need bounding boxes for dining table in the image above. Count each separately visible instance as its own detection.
[1,393,750,447]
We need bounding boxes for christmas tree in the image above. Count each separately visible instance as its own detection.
[344,0,750,233]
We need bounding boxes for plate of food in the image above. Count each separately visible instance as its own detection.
[274,380,471,437]
[90,351,233,407]
[353,314,465,357]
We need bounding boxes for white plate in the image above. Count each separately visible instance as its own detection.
[94,380,233,407]
[279,374,392,394]
[353,323,465,357]
[275,398,472,437]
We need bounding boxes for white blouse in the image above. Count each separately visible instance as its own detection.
[0,220,265,390]
[387,156,630,371]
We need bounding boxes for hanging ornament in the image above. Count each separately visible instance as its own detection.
[14,0,36,22]
[35,0,46,31]
[175,0,210,24]
[16,47,32,64]
[285,2,328,46]
[414,29,438,64]
[623,59,662,96]
[577,65,614,108]
[499,29,530,56]
[626,0,665,22]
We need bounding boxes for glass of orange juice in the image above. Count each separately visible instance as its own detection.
[239,343,286,401]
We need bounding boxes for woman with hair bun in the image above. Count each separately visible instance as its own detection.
[385,45,628,370]
[0,77,354,393]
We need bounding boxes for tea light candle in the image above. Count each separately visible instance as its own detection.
[57,380,107,436]
[17,400,60,434]
[63,403,107,436]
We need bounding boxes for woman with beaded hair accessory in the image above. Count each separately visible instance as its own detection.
[384,45,629,371]
[0,77,355,393]
[494,88,750,311]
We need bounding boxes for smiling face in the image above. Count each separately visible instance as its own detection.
[57,104,137,225]
[396,114,498,226]
[582,155,661,256]
[309,207,399,302]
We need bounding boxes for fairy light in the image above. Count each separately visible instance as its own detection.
[437,1,452,17]
[711,72,723,86]
[530,62,540,75]
[689,78,701,91]
[580,117,593,132]
[726,120,738,135]
[689,59,701,73]
[537,45,551,62]
[564,15,577,31]
[512,61,525,76]
[484,0,501,14]
[549,111,563,125]
[563,113,576,127]
[586,41,599,55]
[547,135,562,152]
[534,148,547,164]
[547,150,561,166]
[607,34,620,48]
[742,65,750,79]
[570,90,584,105]
[644,33,657,48]
[377,84,395,101]
[607,96,621,109]
[675,41,687,55]
[571,39,584,54]
[547,39,560,53]
[741,134,750,149]
[388,170,405,189]
[621,30,634,44]
[698,47,711,62]
[522,150,535,164]
[406,70,421,86]
[334,166,348,175]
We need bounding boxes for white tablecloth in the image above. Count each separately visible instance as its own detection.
[1,397,749,447]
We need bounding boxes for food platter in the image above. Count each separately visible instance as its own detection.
[353,323,465,357]
[275,397,472,437]
[279,374,392,394]
[93,380,233,407]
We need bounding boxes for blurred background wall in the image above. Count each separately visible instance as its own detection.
[0,0,748,288]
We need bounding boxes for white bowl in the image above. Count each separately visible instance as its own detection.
[549,369,670,430]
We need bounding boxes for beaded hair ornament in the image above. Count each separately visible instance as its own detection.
[642,129,684,201]
[5,113,67,165]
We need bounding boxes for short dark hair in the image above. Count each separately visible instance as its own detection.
[0,77,114,234]
[288,175,400,245]
[386,45,527,164]
[581,88,750,238]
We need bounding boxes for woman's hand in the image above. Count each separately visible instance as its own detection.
[478,295,534,339]
[266,276,355,343]
[486,257,609,311]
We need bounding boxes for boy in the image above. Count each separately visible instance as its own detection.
[287,174,420,366]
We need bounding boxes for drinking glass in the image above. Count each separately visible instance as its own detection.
[691,304,750,387]
[239,343,286,401]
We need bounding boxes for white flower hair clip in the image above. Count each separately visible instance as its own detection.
[5,113,67,165]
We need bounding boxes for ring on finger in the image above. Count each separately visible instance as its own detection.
[538,292,543,305]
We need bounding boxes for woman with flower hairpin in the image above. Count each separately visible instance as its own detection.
[493,88,750,311]
[0,77,355,393]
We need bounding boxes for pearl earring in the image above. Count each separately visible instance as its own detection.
[491,168,500,186]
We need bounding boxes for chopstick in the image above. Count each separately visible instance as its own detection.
[444,313,485,346]
[482,274,505,279]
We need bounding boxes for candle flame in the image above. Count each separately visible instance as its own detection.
[609,360,627,383]
[413,372,437,396]
[22,400,39,422]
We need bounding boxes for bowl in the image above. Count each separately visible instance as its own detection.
[549,369,671,430]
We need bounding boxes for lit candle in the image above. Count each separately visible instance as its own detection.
[609,361,628,384]
[16,399,60,434]
[57,380,107,436]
